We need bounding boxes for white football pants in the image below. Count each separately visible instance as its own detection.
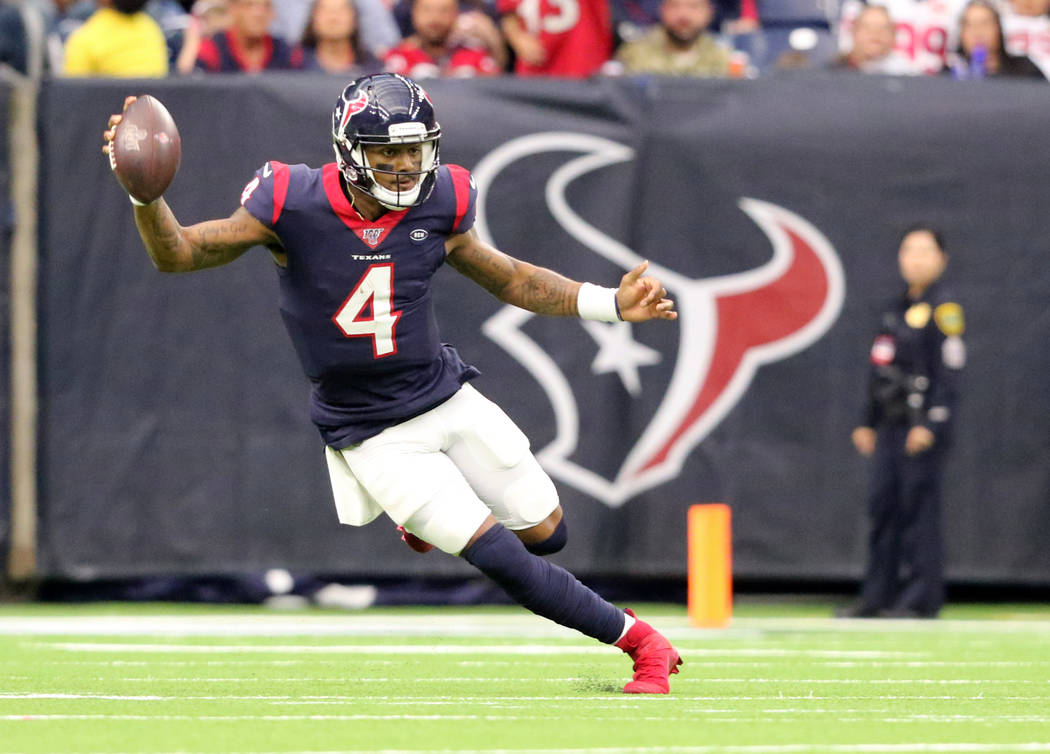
[325,383,559,554]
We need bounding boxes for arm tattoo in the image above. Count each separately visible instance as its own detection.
[447,240,516,294]
[448,238,578,316]
[187,220,258,270]
[134,203,274,272]
[511,266,577,316]
[135,201,189,271]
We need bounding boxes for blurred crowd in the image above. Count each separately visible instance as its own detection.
[0,0,1045,81]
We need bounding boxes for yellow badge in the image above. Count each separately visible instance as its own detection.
[905,302,932,329]
[934,302,965,336]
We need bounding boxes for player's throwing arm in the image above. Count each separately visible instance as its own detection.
[102,95,281,272]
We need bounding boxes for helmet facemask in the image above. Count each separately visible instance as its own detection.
[335,123,440,210]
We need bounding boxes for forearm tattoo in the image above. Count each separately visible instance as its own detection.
[186,220,256,269]
[134,201,188,270]
[449,241,577,316]
[511,266,577,316]
[134,204,262,272]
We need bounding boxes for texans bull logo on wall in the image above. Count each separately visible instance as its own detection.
[472,133,846,507]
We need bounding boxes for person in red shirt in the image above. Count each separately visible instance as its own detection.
[384,0,501,77]
[499,0,612,76]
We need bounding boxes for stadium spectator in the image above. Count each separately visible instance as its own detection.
[34,0,181,72]
[392,0,508,68]
[829,3,912,73]
[148,0,191,62]
[0,2,29,75]
[174,0,229,74]
[839,226,965,620]
[1001,0,1050,78]
[299,0,381,74]
[30,0,92,73]
[612,0,758,44]
[62,0,168,76]
[499,0,612,77]
[195,0,301,72]
[836,0,967,75]
[384,0,500,77]
[615,0,731,76]
[272,0,400,59]
[946,0,1045,78]
[451,2,508,68]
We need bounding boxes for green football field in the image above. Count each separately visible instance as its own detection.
[1,600,1049,754]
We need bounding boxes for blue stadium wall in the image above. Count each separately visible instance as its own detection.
[27,74,1050,584]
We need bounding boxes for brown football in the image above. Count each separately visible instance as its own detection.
[109,95,181,204]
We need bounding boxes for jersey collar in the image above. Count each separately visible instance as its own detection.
[322,163,410,248]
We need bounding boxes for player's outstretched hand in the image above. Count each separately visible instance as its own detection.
[615,261,677,322]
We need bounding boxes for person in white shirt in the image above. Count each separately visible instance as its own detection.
[831,3,916,73]
[837,0,969,74]
[1000,0,1050,77]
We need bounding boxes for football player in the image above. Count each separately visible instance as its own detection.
[102,73,682,693]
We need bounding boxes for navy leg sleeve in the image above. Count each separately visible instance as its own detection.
[524,518,567,556]
[462,524,625,644]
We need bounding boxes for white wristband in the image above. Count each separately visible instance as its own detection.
[577,283,622,322]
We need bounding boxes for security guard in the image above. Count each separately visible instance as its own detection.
[841,226,965,619]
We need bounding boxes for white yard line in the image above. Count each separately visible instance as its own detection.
[28,642,918,658]
[38,659,400,666]
[4,743,1050,753]
[3,712,1050,725]
[4,692,1049,703]
[692,680,1045,688]
[0,614,580,638]
[0,713,515,721]
[28,659,1048,669]
[4,676,1040,685]
[2,613,1050,638]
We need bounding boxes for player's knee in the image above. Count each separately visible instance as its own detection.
[525,518,567,556]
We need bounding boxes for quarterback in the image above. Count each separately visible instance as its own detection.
[102,73,681,693]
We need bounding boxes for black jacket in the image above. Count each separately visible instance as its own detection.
[861,281,966,440]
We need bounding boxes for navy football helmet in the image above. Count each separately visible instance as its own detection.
[332,73,441,210]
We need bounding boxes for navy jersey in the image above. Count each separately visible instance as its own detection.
[241,162,481,448]
[861,281,965,438]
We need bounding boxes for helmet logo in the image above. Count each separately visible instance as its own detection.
[339,91,369,132]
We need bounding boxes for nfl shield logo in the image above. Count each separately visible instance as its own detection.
[360,228,384,247]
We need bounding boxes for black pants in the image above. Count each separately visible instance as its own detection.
[858,423,947,616]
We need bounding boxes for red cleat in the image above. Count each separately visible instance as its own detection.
[396,525,434,554]
[615,608,682,694]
